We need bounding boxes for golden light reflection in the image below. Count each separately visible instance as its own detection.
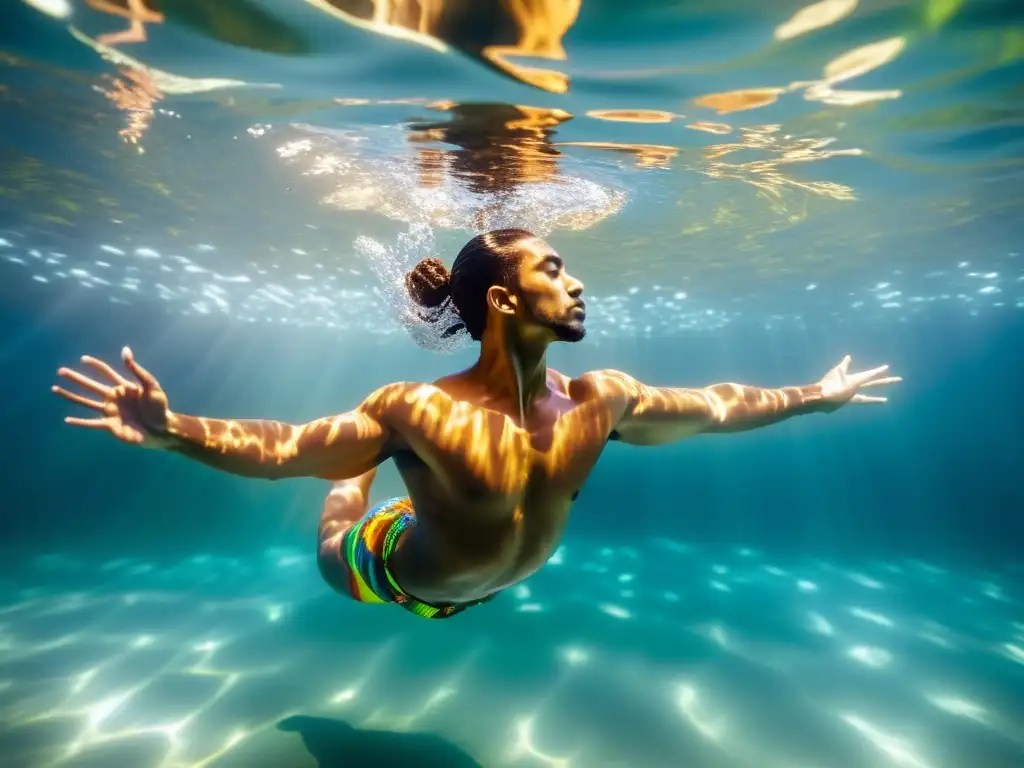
[693,88,784,115]
[693,36,907,115]
[303,0,582,93]
[585,109,677,124]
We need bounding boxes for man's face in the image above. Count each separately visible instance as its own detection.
[512,237,586,343]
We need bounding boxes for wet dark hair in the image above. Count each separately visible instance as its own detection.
[405,229,534,341]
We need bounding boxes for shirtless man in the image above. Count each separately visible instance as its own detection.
[53,229,901,619]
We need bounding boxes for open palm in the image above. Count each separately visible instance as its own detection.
[818,355,901,410]
[52,346,171,447]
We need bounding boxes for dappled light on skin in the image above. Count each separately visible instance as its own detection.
[165,369,827,484]
[55,346,895,607]
[583,367,826,444]
[166,380,538,497]
[302,0,581,93]
[165,395,386,481]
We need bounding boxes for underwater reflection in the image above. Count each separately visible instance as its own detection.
[407,102,572,195]
[304,0,582,92]
[84,0,164,46]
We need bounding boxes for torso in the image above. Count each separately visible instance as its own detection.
[382,369,629,604]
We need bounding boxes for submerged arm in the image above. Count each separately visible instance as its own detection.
[163,383,411,480]
[592,353,900,446]
[587,369,826,446]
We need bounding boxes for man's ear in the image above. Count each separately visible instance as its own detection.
[487,285,517,316]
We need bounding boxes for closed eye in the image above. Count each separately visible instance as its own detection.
[542,255,563,276]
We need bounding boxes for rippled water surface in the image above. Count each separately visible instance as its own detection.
[1,2,1023,767]
[2,0,1022,334]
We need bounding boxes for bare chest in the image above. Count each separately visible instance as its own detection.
[401,396,613,501]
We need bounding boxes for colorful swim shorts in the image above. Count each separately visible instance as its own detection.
[338,496,493,619]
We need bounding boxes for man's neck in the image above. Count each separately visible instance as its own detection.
[471,320,549,418]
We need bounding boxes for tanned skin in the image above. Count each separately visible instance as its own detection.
[53,236,900,606]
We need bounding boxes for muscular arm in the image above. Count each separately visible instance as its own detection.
[161,383,414,480]
[587,369,826,446]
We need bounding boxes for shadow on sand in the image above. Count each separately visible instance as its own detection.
[277,715,483,768]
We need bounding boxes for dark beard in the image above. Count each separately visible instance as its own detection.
[552,321,586,342]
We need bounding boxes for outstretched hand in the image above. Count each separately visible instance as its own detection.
[818,355,902,411]
[52,346,172,448]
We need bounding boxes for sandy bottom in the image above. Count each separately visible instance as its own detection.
[1,539,1022,767]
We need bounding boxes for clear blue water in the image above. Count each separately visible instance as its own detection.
[1,1,1023,766]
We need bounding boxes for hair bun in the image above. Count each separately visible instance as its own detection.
[405,256,452,308]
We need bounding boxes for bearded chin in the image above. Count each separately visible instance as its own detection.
[552,321,586,342]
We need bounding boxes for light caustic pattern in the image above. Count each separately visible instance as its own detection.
[1,541,1022,767]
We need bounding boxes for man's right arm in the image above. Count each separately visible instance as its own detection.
[162,382,413,481]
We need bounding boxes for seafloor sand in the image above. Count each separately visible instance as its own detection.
[1,540,1021,768]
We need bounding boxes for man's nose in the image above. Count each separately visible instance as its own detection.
[567,275,584,297]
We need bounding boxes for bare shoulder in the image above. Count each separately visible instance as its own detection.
[360,381,456,421]
[568,368,642,402]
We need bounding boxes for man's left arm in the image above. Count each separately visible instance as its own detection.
[589,355,901,446]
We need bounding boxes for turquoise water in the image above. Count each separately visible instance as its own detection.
[1,1,1023,766]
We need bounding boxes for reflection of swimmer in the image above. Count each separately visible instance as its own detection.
[407,103,571,195]
[85,0,164,46]
[54,230,901,619]
[305,0,581,92]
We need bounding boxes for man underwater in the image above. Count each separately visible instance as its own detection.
[53,229,901,619]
